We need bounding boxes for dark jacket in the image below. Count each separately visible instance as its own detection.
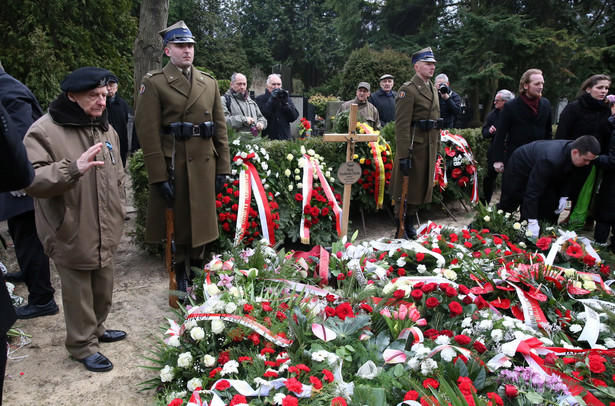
[255,90,299,140]
[595,123,615,223]
[368,88,396,126]
[107,94,135,167]
[0,68,43,221]
[555,92,612,153]
[500,140,575,220]
[481,108,501,141]
[438,89,462,129]
[493,96,552,163]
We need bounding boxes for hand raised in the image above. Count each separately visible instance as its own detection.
[77,143,105,174]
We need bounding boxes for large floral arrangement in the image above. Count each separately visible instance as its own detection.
[143,212,615,406]
[436,130,479,203]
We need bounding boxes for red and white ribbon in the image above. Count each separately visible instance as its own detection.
[441,131,478,202]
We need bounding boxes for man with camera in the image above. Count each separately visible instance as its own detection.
[389,47,442,239]
[255,73,299,140]
[434,73,462,129]
[135,20,231,291]
[222,72,267,136]
[336,82,380,129]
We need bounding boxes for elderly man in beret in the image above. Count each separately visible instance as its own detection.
[23,66,126,372]
[369,74,397,127]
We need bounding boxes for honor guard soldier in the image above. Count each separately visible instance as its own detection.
[135,21,231,291]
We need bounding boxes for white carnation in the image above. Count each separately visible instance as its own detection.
[421,358,437,376]
[440,346,456,362]
[490,329,503,342]
[221,360,239,376]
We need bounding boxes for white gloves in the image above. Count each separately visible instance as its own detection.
[10,190,26,197]
[554,197,568,214]
[528,219,540,238]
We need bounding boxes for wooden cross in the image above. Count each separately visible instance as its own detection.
[323,104,378,237]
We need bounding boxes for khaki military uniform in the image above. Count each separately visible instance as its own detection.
[389,75,441,205]
[135,62,231,247]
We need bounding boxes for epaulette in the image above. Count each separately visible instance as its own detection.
[195,69,214,79]
[145,69,164,77]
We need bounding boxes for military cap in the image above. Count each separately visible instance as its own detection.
[379,74,394,81]
[411,47,437,64]
[159,20,196,45]
[357,81,371,91]
[108,74,119,83]
[60,67,111,93]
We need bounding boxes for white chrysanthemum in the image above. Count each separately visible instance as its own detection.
[160,365,174,382]
[221,360,239,376]
[254,377,273,388]
[273,392,286,405]
[311,350,329,362]
[190,327,205,341]
[211,319,225,334]
[187,377,202,391]
[177,352,193,368]
[421,358,437,376]
[440,346,456,362]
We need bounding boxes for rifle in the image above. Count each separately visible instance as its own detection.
[397,147,412,239]
[165,201,179,308]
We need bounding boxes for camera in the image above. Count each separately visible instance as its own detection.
[438,83,450,95]
[272,88,289,99]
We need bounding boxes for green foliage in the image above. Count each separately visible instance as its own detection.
[128,150,160,256]
[218,79,231,95]
[308,93,341,118]
[0,0,137,108]
[338,47,414,100]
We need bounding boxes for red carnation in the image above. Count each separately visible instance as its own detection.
[423,378,439,389]
[168,399,183,406]
[309,375,323,390]
[282,395,299,406]
[425,297,440,308]
[261,302,273,312]
[284,377,303,394]
[243,303,253,313]
[215,380,230,390]
[331,397,347,406]
[230,395,248,406]
[404,390,419,401]
[589,354,607,374]
[322,369,334,383]
[416,252,425,262]
[536,237,552,250]
[583,254,596,266]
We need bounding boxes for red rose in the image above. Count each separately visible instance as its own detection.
[337,273,346,281]
[454,334,471,345]
[449,301,463,316]
[325,306,336,317]
[325,294,336,303]
[393,289,405,299]
[321,207,330,216]
[425,297,440,308]
[544,352,558,365]
[445,286,458,297]
[410,289,423,301]
[360,303,373,313]
[335,302,355,320]
[422,283,438,293]
[504,384,518,398]
[487,392,503,406]
[583,254,596,266]
[473,340,487,353]
[295,193,303,201]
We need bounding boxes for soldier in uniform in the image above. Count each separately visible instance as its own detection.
[388,47,442,239]
[135,21,231,291]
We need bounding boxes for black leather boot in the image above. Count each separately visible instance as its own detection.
[174,261,188,293]
[404,214,417,239]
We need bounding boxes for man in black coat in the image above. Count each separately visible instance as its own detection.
[106,74,137,167]
[0,101,33,406]
[255,73,299,140]
[498,136,600,238]
[492,69,553,172]
[368,74,396,127]
[481,89,514,204]
[435,73,462,129]
[0,65,57,320]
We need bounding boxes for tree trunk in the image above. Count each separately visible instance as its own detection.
[133,0,169,105]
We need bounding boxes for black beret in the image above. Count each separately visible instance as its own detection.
[108,74,119,83]
[60,67,111,92]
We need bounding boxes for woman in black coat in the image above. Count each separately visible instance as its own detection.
[555,74,613,224]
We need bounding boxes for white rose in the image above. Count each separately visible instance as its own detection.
[167,335,181,347]
[294,175,301,181]
[284,169,291,177]
[225,302,237,314]
[261,162,268,171]
[286,154,293,161]
[203,354,216,367]
[205,283,220,296]
[417,264,427,274]
[483,215,490,222]
[513,223,521,230]
[300,146,307,154]
[184,320,197,330]
[583,280,597,291]
[177,352,193,368]
[443,269,457,281]
[187,377,203,391]
[288,184,294,191]
[211,319,225,334]
[160,365,174,382]
[603,338,615,348]
[308,149,315,156]
[190,327,205,341]
[297,182,303,188]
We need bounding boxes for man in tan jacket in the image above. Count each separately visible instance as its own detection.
[24,67,126,372]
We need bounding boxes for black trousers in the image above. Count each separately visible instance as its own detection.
[7,210,54,305]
